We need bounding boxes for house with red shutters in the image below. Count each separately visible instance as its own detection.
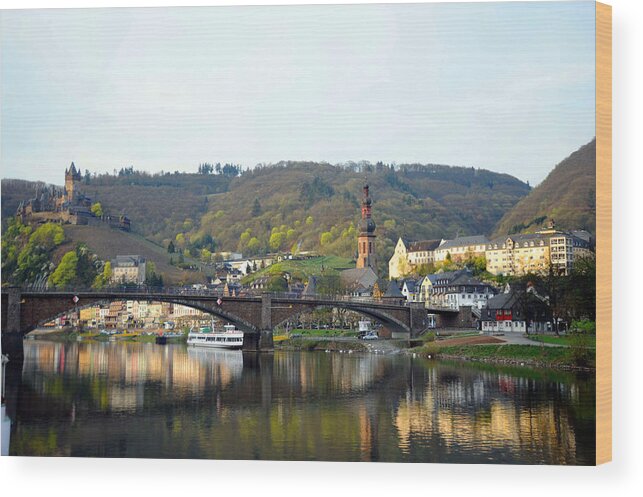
[480,286,553,334]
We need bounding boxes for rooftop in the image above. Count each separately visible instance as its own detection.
[438,235,489,250]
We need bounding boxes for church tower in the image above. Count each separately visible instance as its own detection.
[64,162,81,202]
[356,184,376,269]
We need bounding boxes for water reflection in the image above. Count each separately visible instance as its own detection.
[8,341,595,464]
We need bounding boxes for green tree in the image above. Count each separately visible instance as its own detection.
[167,240,175,253]
[49,251,78,288]
[266,275,288,292]
[91,202,104,217]
[93,261,112,288]
[269,232,284,252]
[15,244,51,284]
[29,223,65,249]
[239,230,251,247]
[175,233,186,249]
[320,231,333,246]
[74,243,98,285]
[247,237,261,254]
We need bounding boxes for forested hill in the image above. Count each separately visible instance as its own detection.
[183,162,530,274]
[2,161,530,275]
[492,139,596,237]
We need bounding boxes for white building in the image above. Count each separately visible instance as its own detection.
[110,255,146,285]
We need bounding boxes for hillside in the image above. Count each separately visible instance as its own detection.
[60,225,206,285]
[243,256,354,283]
[80,172,235,245]
[2,161,531,277]
[493,139,596,236]
[184,162,530,275]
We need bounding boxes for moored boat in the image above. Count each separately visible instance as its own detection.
[187,323,244,349]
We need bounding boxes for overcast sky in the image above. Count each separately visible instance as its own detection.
[1,1,595,186]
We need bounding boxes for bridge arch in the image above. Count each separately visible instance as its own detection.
[271,302,411,334]
[163,298,258,333]
[14,294,260,336]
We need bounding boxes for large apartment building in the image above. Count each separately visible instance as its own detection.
[485,227,593,276]
[433,235,489,262]
[388,226,593,279]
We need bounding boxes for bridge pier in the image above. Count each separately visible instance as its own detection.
[2,287,24,367]
[259,330,274,351]
[258,293,274,351]
[5,287,21,334]
[242,330,274,352]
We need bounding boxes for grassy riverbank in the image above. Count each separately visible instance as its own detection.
[528,334,596,347]
[410,341,595,370]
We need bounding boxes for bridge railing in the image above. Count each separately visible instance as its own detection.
[7,285,458,311]
[14,285,223,297]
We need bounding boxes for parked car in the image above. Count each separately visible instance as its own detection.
[362,332,379,341]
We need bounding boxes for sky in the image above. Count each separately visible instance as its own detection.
[0,1,596,186]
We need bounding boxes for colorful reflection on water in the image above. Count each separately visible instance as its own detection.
[6,341,595,464]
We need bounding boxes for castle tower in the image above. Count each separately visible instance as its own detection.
[64,162,81,202]
[356,184,376,269]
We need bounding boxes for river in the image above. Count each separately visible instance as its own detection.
[4,340,595,464]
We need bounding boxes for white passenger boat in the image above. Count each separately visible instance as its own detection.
[187,323,244,349]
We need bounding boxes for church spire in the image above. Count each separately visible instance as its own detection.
[356,183,376,270]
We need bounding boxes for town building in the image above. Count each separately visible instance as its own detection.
[226,268,244,283]
[401,278,422,302]
[340,267,378,297]
[110,255,146,285]
[79,306,98,327]
[419,269,496,309]
[249,276,270,291]
[485,223,593,276]
[480,287,553,334]
[388,238,443,279]
[381,280,405,304]
[433,235,489,263]
[372,278,389,299]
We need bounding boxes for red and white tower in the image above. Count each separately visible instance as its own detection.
[356,184,376,269]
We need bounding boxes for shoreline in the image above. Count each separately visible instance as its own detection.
[31,331,596,372]
[276,335,596,372]
[413,350,596,373]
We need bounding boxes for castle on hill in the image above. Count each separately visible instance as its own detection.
[16,162,130,230]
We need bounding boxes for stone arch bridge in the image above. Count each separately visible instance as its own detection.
[1,288,462,358]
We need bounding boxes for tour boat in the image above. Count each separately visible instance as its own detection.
[187,323,244,349]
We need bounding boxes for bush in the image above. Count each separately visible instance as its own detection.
[422,341,440,358]
[571,319,596,334]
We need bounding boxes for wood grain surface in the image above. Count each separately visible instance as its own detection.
[596,1,612,466]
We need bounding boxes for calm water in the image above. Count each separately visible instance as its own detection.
[5,340,595,464]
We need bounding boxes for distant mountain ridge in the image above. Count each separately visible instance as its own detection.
[492,139,596,237]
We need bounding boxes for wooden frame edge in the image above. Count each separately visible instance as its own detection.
[595,1,612,466]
